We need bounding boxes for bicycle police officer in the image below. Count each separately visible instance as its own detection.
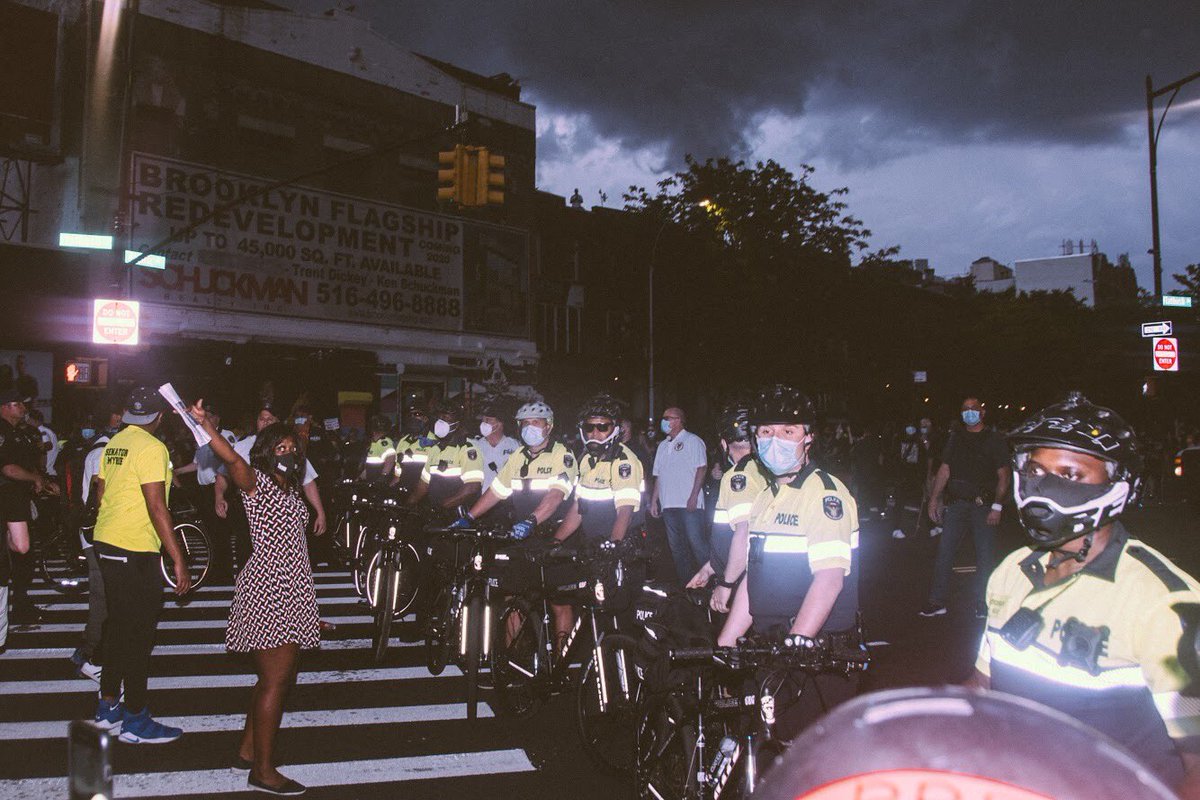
[406,397,484,511]
[456,400,577,539]
[360,415,396,484]
[686,404,768,614]
[718,385,861,732]
[972,392,1200,796]
[392,400,433,493]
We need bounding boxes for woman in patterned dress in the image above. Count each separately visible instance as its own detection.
[191,403,318,797]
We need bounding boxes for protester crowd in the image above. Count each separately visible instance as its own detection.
[3,376,1200,797]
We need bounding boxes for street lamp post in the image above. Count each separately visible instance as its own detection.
[646,216,669,429]
[1145,69,1200,298]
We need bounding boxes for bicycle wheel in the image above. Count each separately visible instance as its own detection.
[636,691,698,800]
[577,632,642,774]
[464,590,485,721]
[491,597,546,718]
[352,521,372,597]
[161,521,212,591]
[424,581,454,676]
[371,554,396,663]
[37,528,89,596]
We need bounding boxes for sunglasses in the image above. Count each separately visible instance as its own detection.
[581,422,614,434]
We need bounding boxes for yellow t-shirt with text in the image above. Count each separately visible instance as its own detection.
[94,425,172,553]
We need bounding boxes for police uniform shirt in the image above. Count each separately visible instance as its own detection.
[575,443,644,541]
[710,454,770,577]
[471,434,519,491]
[976,523,1200,785]
[0,418,41,497]
[364,435,397,478]
[421,440,484,506]
[94,425,173,553]
[394,434,432,490]
[745,464,859,630]
[490,442,578,520]
[194,429,238,486]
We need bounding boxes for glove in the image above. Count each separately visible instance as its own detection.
[782,634,816,650]
[449,514,473,529]
[510,516,537,540]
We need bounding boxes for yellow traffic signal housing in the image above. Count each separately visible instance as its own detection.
[474,148,505,205]
[437,145,467,204]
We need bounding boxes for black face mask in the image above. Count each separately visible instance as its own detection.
[274,453,297,477]
[1014,469,1130,549]
[403,416,425,435]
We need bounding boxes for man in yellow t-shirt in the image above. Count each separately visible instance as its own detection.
[92,386,191,745]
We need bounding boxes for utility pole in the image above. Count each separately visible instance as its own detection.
[1145,69,1200,299]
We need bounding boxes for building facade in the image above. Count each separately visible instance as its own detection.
[1,0,538,429]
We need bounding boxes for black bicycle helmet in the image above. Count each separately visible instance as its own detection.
[716,404,751,443]
[1009,391,1141,549]
[750,384,816,428]
[577,393,625,457]
[433,395,465,421]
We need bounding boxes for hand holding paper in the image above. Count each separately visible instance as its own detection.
[158,382,211,447]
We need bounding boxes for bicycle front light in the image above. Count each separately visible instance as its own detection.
[594,581,606,604]
[472,553,483,572]
[387,526,397,540]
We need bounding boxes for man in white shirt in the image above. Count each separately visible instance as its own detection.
[650,406,710,584]
[471,404,519,492]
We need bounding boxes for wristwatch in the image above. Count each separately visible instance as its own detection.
[716,573,743,589]
[990,503,1003,512]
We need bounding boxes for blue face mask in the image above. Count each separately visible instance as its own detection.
[520,424,545,447]
[81,428,96,440]
[660,418,673,435]
[904,426,917,436]
[756,435,803,476]
[962,409,982,426]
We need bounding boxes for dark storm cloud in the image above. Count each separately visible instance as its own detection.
[360,1,1199,163]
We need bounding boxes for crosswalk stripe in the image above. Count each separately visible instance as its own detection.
[0,638,417,660]
[36,595,365,612]
[0,665,461,695]
[28,580,357,597]
[0,748,533,799]
[11,615,377,633]
[0,702,492,741]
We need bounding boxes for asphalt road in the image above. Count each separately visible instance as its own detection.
[2,501,1196,799]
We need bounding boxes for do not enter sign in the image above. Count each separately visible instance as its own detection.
[92,299,140,346]
[1153,336,1179,372]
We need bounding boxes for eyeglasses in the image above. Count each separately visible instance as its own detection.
[581,422,613,433]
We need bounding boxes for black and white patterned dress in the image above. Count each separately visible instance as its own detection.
[226,469,320,652]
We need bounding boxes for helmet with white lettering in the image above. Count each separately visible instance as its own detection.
[751,686,1177,800]
[516,400,554,425]
[1008,392,1141,549]
[749,384,816,429]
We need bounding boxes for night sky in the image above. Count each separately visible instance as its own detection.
[285,1,1200,289]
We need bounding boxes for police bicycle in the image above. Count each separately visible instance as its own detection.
[356,493,424,663]
[38,492,212,595]
[423,517,519,720]
[490,535,649,773]
[635,625,870,800]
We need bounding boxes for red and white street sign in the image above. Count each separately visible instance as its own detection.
[1152,336,1179,372]
[92,298,140,346]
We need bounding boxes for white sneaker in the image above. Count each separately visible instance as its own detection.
[892,529,907,539]
[78,661,102,683]
[930,526,942,537]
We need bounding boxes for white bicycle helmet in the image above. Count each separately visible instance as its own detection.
[516,401,554,424]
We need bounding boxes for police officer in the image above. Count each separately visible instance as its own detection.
[550,394,645,644]
[0,389,57,625]
[718,385,860,733]
[972,392,1200,794]
[407,396,484,511]
[686,405,769,613]
[360,415,397,484]
[391,401,433,493]
[471,399,519,493]
[457,400,576,539]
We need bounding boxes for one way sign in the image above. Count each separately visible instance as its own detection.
[1141,321,1173,338]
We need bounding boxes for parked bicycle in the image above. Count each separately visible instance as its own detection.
[490,535,649,773]
[357,494,424,663]
[635,624,870,800]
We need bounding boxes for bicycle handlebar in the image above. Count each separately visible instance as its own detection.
[668,634,870,673]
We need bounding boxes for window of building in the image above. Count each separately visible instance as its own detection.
[537,302,581,355]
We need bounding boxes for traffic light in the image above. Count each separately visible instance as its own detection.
[437,145,467,204]
[475,147,505,206]
[65,360,92,385]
